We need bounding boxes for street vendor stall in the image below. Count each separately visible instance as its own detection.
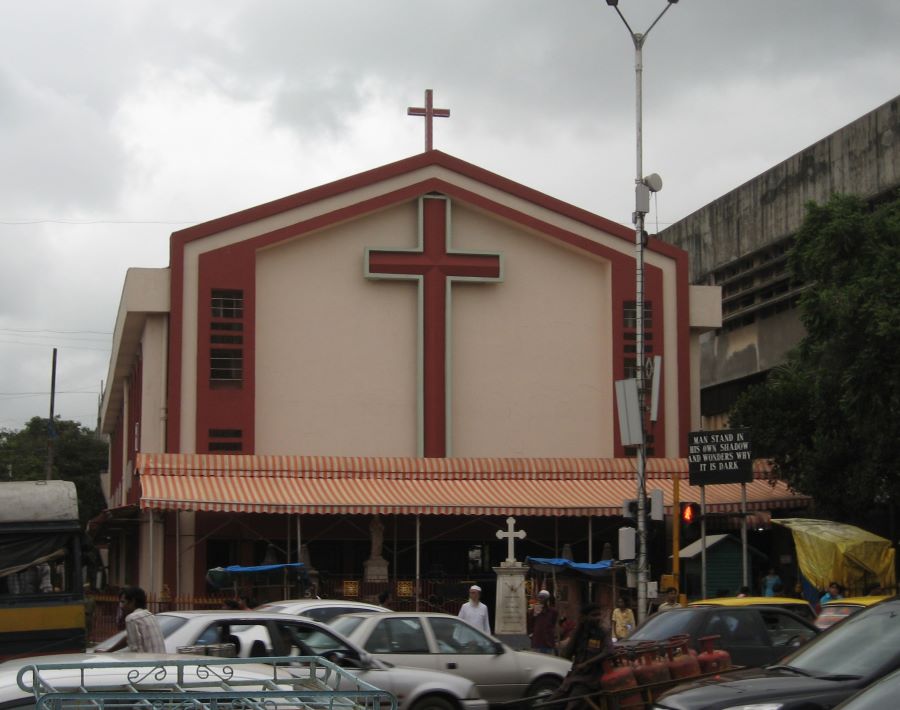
[773,518,895,601]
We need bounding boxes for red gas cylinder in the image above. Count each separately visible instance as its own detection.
[631,642,672,686]
[666,635,701,680]
[600,651,643,708]
[697,635,732,674]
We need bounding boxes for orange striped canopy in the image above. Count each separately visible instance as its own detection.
[135,453,807,517]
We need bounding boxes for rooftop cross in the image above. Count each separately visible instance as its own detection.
[407,89,450,152]
[496,516,526,565]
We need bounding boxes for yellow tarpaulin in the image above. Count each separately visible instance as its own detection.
[773,518,895,592]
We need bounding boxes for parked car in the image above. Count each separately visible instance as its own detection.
[654,597,900,709]
[690,595,817,622]
[256,598,389,624]
[814,595,890,630]
[94,611,485,710]
[619,605,818,667]
[330,611,571,704]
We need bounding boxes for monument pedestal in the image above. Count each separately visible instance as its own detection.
[364,557,389,583]
[493,563,529,649]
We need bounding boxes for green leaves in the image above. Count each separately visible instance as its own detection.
[731,192,900,520]
[0,416,107,526]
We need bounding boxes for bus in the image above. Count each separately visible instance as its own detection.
[0,480,85,660]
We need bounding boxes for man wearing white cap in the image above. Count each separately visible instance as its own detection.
[458,584,491,634]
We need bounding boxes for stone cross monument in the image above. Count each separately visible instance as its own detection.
[493,516,529,642]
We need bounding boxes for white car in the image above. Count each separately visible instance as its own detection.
[94,611,486,710]
[331,612,572,704]
[256,598,389,624]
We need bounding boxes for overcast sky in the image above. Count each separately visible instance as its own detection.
[0,0,897,431]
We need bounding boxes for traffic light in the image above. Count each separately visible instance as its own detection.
[679,502,701,542]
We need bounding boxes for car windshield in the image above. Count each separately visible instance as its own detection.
[780,604,900,678]
[629,610,694,641]
[330,616,365,637]
[837,667,900,710]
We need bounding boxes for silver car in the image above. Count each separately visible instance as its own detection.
[256,598,389,624]
[330,612,572,704]
[94,611,486,710]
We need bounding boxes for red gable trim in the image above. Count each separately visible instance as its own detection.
[170,151,661,253]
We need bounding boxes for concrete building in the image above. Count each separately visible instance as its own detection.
[659,96,900,428]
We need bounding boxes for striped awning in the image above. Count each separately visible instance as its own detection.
[135,453,809,517]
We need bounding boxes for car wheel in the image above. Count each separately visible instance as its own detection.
[525,675,562,701]
[409,695,457,710]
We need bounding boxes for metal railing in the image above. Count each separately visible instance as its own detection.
[17,656,396,710]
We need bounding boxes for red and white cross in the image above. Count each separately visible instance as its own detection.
[407,89,450,152]
[365,195,503,457]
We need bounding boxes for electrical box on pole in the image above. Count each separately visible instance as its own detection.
[618,527,636,561]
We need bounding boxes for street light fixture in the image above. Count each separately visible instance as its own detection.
[606,0,678,625]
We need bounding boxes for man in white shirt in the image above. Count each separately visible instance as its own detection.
[458,584,491,634]
[121,586,167,653]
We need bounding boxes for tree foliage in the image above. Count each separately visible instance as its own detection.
[730,193,900,520]
[0,416,107,525]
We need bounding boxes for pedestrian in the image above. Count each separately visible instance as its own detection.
[762,568,782,597]
[656,587,682,612]
[458,584,490,634]
[557,614,576,654]
[820,582,843,605]
[530,589,558,653]
[611,596,636,640]
[104,586,166,653]
[553,603,615,708]
[736,585,750,598]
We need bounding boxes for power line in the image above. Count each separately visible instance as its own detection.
[0,218,198,226]
[0,327,112,336]
[0,340,110,352]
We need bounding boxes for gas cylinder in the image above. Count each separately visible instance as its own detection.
[600,650,642,708]
[666,634,701,680]
[631,642,671,686]
[697,635,732,674]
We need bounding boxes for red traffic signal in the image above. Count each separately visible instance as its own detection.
[680,502,701,525]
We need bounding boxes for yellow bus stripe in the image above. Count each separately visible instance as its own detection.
[0,604,84,632]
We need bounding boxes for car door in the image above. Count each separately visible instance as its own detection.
[699,608,771,668]
[426,616,525,703]
[361,616,439,671]
[758,609,818,663]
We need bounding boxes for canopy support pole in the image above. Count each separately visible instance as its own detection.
[700,485,707,599]
[415,515,421,612]
[393,515,398,588]
[149,509,155,597]
[587,516,594,599]
[741,483,749,588]
[175,511,181,596]
[285,515,291,598]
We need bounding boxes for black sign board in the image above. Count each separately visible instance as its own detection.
[687,428,752,486]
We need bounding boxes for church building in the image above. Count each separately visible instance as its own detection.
[96,147,807,608]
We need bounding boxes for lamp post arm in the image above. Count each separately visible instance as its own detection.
[643,2,675,41]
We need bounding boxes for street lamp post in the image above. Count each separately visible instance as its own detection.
[607,0,678,624]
